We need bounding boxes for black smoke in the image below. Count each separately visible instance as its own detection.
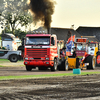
[29,0,55,29]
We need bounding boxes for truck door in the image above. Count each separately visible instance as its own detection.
[50,36,58,59]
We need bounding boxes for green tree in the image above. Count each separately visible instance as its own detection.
[15,29,27,40]
[0,0,33,35]
[4,25,12,33]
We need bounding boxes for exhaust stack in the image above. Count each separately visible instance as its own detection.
[47,28,50,34]
[47,28,52,34]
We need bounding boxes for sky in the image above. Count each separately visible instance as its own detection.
[1,0,100,33]
[51,0,100,29]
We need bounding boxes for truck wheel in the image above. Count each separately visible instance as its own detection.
[62,60,68,71]
[9,54,18,62]
[57,64,61,70]
[86,56,95,70]
[58,59,63,71]
[26,65,32,71]
[51,59,57,71]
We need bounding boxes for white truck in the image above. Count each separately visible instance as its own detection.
[0,33,22,62]
[0,49,21,62]
[1,33,21,51]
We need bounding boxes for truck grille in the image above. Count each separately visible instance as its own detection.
[26,48,47,58]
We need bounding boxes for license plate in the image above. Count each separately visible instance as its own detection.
[33,46,41,48]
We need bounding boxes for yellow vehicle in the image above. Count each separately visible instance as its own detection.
[67,38,96,70]
[67,57,79,69]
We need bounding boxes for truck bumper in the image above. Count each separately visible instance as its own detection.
[24,60,54,67]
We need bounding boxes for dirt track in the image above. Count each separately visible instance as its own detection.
[0,61,100,76]
[0,61,100,99]
[0,66,100,76]
[0,74,100,100]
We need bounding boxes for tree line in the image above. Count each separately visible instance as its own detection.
[0,0,33,40]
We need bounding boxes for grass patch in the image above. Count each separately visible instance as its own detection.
[0,59,9,62]
[0,59,9,61]
[0,65,5,67]
[0,71,100,80]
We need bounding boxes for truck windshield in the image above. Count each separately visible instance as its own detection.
[25,37,50,45]
[77,44,86,51]
[88,43,96,47]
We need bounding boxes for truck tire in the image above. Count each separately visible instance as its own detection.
[58,59,63,71]
[58,60,68,71]
[9,54,18,62]
[57,64,62,70]
[86,56,95,70]
[51,59,57,71]
[26,65,32,71]
[62,60,68,71]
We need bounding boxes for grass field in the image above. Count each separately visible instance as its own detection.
[0,59,10,62]
[0,71,100,80]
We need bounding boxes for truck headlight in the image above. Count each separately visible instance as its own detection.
[25,57,28,60]
[45,58,49,60]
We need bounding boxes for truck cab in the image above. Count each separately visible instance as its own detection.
[24,33,59,71]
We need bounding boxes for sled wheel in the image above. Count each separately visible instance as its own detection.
[92,56,96,69]
[86,56,95,70]
[51,59,57,71]
[26,65,32,71]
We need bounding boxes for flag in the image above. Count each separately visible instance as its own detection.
[66,35,75,56]
[66,41,74,52]
[67,35,75,44]
[67,36,72,44]
[72,35,75,42]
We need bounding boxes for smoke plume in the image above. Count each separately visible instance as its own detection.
[29,0,55,29]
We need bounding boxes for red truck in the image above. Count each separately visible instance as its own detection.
[24,33,67,71]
